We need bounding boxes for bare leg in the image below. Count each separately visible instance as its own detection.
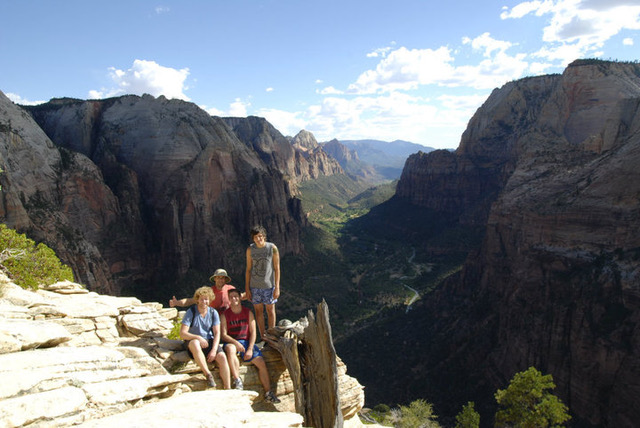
[265,303,276,330]
[215,351,231,389]
[188,340,212,377]
[252,356,271,393]
[225,344,240,380]
[254,303,266,339]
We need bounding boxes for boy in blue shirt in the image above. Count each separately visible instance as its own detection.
[180,286,231,389]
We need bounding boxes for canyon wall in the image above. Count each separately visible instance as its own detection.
[0,93,313,299]
[350,60,640,427]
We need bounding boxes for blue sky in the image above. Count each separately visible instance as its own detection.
[1,1,639,149]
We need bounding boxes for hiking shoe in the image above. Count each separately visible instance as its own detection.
[206,373,216,388]
[264,390,280,403]
[233,377,244,390]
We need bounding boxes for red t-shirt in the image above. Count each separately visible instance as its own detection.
[223,306,251,340]
[209,284,236,311]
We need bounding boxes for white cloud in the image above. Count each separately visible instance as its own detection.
[88,59,190,100]
[266,87,274,92]
[256,108,307,137]
[155,6,170,14]
[257,91,488,149]
[317,86,344,95]
[623,37,634,45]
[5,93,46,105]
[228,98,250,116]
[347,46,457,94]
[502,0,640,64]
[348,33,532,95]
[500,1,548,19]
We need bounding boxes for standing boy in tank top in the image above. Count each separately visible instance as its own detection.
[245,225,280,341]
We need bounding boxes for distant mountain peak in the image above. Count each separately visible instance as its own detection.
[291,129,319,151]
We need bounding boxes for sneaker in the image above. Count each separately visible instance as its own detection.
[233,377,244,390]
[264,390,280,403]
[206,373,216,388]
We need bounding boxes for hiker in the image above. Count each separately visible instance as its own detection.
[180,286,231,389]
[170,268,239,313]
[245,225,280,341]
[220,288,281,403]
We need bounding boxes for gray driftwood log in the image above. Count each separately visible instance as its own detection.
[264,300,345,428]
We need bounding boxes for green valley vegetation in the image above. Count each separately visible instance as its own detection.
[285,172,475,339]
[362,367,569,427]
[0,224,75,289]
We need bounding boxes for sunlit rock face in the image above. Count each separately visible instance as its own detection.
[1,92,306,298]
[375,60,640,427]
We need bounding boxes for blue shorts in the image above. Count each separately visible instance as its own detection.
[225,339,262,362]
[251,287,277,305]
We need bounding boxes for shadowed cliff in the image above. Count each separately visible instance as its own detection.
[0,93,309,300]
[338,60,640,427]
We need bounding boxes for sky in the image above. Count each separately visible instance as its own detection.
[1,1,639,150]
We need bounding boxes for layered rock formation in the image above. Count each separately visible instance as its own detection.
[223,119,343,187]
[347,60,640,427]
[322,139,382,182]
[0,272,365,427]
[1,92,309,299]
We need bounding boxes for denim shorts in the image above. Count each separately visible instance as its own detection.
[224,338,263,362]
[251,287,277,305]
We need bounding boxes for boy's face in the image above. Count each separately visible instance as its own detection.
[197,295,211,307]
[252,232,266,247]
[213,275,227,285]
[229,292,241,307]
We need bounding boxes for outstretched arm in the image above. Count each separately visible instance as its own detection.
[169,296,195,308]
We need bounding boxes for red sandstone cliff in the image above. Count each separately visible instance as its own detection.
[1,93,309,299]
[349,60,640,427]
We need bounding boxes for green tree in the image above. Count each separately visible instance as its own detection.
[384,399,441,428]
[0,224,74,289]
[455,401,480,428]
[494,367,571,428]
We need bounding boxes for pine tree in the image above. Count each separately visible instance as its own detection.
[455,401,480,428]
[494,367,571,428]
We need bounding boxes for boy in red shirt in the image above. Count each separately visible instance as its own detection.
[220,288,280,403]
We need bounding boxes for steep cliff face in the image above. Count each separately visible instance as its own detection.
[1,93,306,298]
[224,119,343,187]
[348,60,640,427]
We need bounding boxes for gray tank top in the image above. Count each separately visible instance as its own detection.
[250,242,274,289]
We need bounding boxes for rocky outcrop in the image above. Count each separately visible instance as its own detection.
[351,60,640,427]
[0,272,365,427]
[290,129,320,152]
[322,139,381,182]
[223,119,343,187]
[1,92,306,299]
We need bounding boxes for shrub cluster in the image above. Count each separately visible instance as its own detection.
[365,367,570,427]
[0,224,74,289]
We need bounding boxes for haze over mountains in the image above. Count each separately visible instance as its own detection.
[1,59,639,427]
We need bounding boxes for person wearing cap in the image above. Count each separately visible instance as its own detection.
[170,268,240,313]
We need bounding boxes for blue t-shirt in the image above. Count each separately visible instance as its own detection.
[182,305,220,340]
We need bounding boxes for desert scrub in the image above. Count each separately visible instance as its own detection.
[0,224,74,289]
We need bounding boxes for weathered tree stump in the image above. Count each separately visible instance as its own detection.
[264,300,344,428]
